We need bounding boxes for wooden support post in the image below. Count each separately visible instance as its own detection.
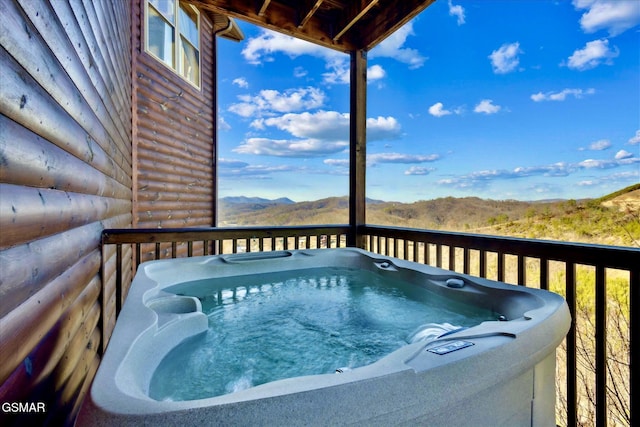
[348,49,367,248]
[212,34,219,230]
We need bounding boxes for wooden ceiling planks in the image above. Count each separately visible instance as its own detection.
[188,0,435,52]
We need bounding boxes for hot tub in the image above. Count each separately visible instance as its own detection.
[77,248,570,426]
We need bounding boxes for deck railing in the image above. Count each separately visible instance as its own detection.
[102,224,638,427]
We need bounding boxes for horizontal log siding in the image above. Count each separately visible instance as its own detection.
[133,4,215,239]
[0,0,131,425]
[0,116,131,202]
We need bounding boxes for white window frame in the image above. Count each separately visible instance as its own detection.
[144,0,201,89]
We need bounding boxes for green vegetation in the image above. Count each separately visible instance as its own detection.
[492,196,639,246]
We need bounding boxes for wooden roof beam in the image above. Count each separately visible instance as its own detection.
[190,0,357,51]
[332,0,379,42]
[190,0,438,51]
[256,0,271,16]
[298,0,324,29]
[358,0,435,50]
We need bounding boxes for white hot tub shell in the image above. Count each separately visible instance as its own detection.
[77,248,570,426]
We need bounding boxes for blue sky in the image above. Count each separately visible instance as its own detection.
[216,0,639,203]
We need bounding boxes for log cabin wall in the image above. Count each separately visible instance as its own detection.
[133,0,216,262]
[0,0,132,425]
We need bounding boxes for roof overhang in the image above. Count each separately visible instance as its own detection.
[210,12,245,42]
[189,0,436,52]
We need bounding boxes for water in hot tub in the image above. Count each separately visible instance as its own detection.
[149,267,497,401]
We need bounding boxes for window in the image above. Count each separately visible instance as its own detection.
[145,0,200,88]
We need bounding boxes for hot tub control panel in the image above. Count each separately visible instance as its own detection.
[427,340,474,355]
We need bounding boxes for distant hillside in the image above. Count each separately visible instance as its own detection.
[222,196,295,205]
[366,197,541,230]
[482,184,639,246]
[220,195,559,229]
[219,196,295,220]
[218,185,639,246]
[219,196,349,226]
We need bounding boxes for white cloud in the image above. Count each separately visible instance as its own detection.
[321,58,350,85]
[369,22,427,69]
[438,152,639,189]
[232,77,249,88]
[529,183,558,195]
[603,171,640,181]
[249,119,265,130]
[565,39,619,70]
[428,102,452,117]
[233,137,348,157]
[578,170,640,187]
[262,88,324,113]
[367,65,386,81]
[324,63,386,85]
[405,166,436,175]
[218,116,231,131]
[228,101,257,118]
[587,139,612,151]
[628,130,640,145]
[515,163,575,177]
[323,159,349,167]
[242,25,424,86]
[368,153,440,165]
[579,156,639,169]
[488,42,522,74]
[219,158,250,168]
[448,0,466,25]
[236,111,403,158]
[531,88,596,102]
[615,150,633,160]
[325,154,439,169]
[474,99,501,114]
[293,67,307,78]
[573,0,640,36]
[218,160,300,179]
[228,87,326,117]
[261,111,349,140]
[241,29,342,65]
[366,116,402,140]
[603,171,639,183]
[255,111,401,142]
[579,158,610,168]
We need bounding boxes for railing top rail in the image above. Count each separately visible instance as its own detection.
[102,225,351,245]
[361,224,640,270]
[101,224,638,270]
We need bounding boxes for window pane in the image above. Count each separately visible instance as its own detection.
[148,6,174,67]
[179,3,199,49]
[150,0,175,23]
[180,36,200,86]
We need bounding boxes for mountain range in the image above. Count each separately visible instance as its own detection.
[218,184,640,247]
